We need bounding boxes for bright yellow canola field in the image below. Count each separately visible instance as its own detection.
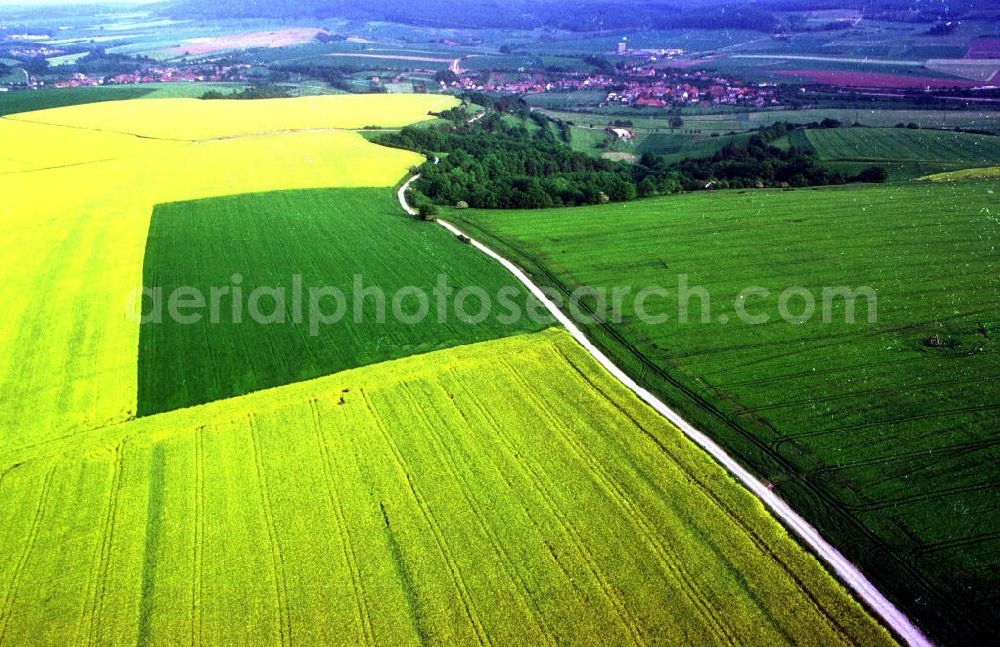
[0,328,894,646]
[0,119,173,174]
[7,94,457,140]
[0,94,456,454]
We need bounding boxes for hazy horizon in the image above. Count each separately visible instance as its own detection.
[3,0,159,5]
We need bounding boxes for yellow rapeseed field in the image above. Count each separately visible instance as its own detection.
[0,118,175,174]
[0,94,455,454]
[7,94,457,141]
[0,329,894,646]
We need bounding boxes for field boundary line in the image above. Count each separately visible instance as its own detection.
[397,173,932,647]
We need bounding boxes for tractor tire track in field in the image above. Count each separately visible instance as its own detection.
[499,356,740,647]
[396,180,933,647]
[811,438,999,475]
[446,375,647,645]
[845,482,1000,513]
[0,464,55,646]
[2,115,193,142]
[191,427,206,647]
[717,354,930,389]
[137,444,167,647]
[911,530,1000,557]
[308,399,375,644]
[359,390,491,647]
[78,443,126,647]
[732,374,998,416]
[772,403,1000,446]
[377,501,428,643]
[397,383,556,646]
[248,414,292,647]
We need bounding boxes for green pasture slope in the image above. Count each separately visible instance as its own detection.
[794,127,1000,180]
[450,181,1000,644]
[138,188,545,416]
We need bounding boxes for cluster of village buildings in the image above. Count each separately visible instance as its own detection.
[50,64,249,88]
[447,68,780,109]
[606,76,780,108]
[439,37,780,108]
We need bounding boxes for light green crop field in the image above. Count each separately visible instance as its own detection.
[541,108,1000,136]
[138,188,545,416]
[919,166,1000,182]
[450,181,1000,644]
[0,329,894,646]
[797,127,1000,179]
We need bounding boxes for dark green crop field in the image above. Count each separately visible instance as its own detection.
[0,86,155,117]
[138,188,545,416]
[450,181,1000,644]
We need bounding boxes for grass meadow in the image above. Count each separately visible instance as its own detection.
[450,180,1000,644]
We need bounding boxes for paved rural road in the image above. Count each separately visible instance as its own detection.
[397,173,934,647]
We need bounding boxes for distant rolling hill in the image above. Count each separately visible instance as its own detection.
[161,0,780,32]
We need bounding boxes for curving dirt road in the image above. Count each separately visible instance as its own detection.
[396,173,933,647]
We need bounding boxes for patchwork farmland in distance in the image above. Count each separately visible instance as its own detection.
[450,180,1000,643]
[138,188,545,415]
[0,329,895,646]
